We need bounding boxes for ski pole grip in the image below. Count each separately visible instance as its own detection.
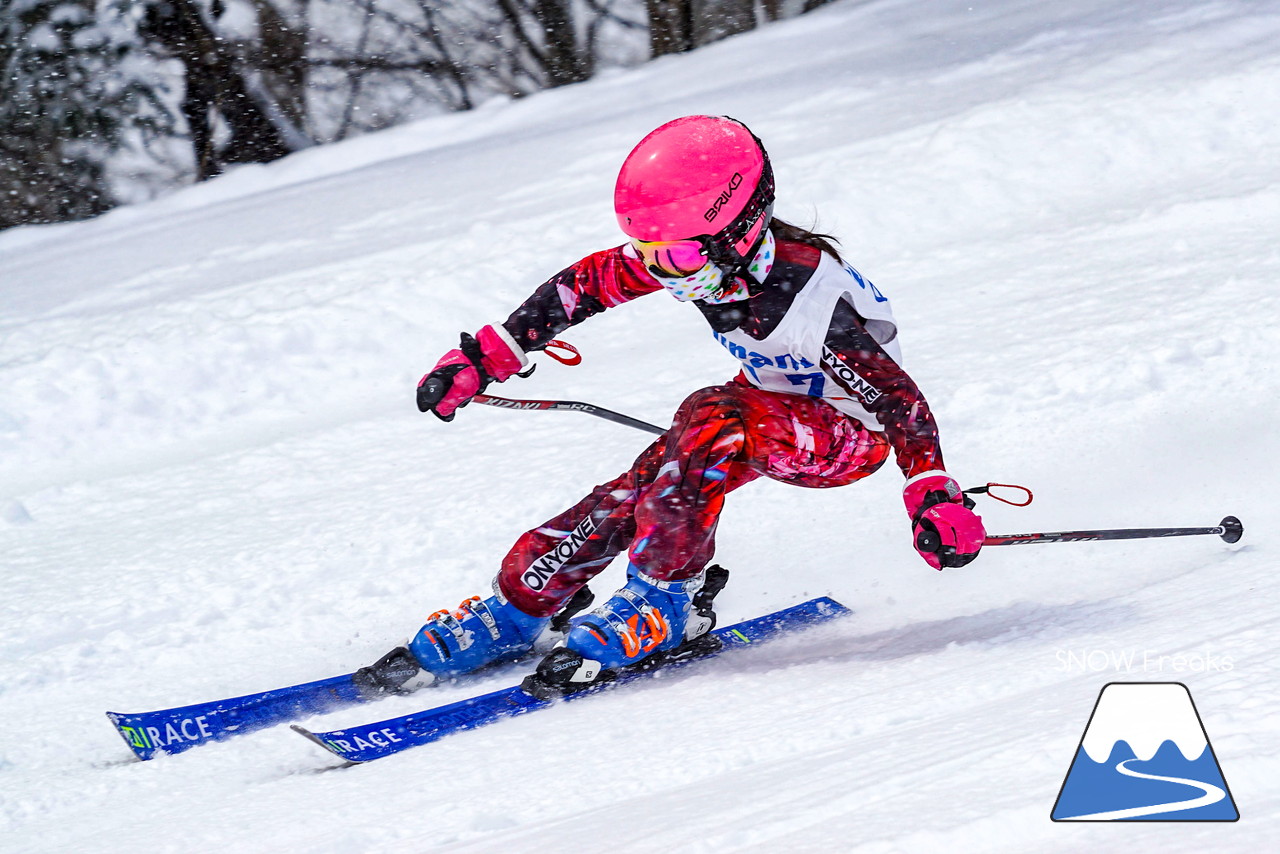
[915,529,942,553]
[417,377,447,413]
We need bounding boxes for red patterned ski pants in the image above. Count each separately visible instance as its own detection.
[497,378,890,616]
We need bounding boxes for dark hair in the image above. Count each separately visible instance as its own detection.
[771,217,844,265]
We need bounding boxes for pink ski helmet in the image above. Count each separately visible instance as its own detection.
[615,116,775,281]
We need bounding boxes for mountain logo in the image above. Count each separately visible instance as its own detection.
[1052,682,1238,821]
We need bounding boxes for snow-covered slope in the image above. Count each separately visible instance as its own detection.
[2,0,1277,850]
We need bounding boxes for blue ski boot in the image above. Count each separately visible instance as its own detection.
[354,585,594,698]
[523,565,730,698]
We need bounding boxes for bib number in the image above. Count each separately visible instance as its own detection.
[786,371,826,397]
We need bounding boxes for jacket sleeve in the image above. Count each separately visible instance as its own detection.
[822,298,945,478]
[502,245,663,352]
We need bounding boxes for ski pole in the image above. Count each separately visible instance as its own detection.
[917,516,1243,554]
[472,393,666,436]
[981,516,1243,546]
[418,376,666,436]
[418,340,665,435]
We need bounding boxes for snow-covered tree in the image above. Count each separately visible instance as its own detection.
[0,0,169,228]
[135,0,309,180]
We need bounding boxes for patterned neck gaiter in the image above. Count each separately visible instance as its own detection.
[653,228,776,304]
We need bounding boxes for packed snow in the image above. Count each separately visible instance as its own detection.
[2,0,1278,850]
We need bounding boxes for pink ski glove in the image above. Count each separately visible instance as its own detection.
[903,471,985,569]
[417,324,528,421]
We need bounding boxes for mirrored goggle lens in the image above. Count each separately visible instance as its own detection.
[633,238,709,278]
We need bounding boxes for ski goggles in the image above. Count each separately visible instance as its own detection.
[633,237,713,279]
[641,227,775,303]
[632,205,773,280]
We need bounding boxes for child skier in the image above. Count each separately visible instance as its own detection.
[355,115,985,697]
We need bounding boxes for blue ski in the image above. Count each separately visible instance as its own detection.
[106,590,599,760]
[107,672,366,760]
[292,596,850,764]
[106,654,546,760]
